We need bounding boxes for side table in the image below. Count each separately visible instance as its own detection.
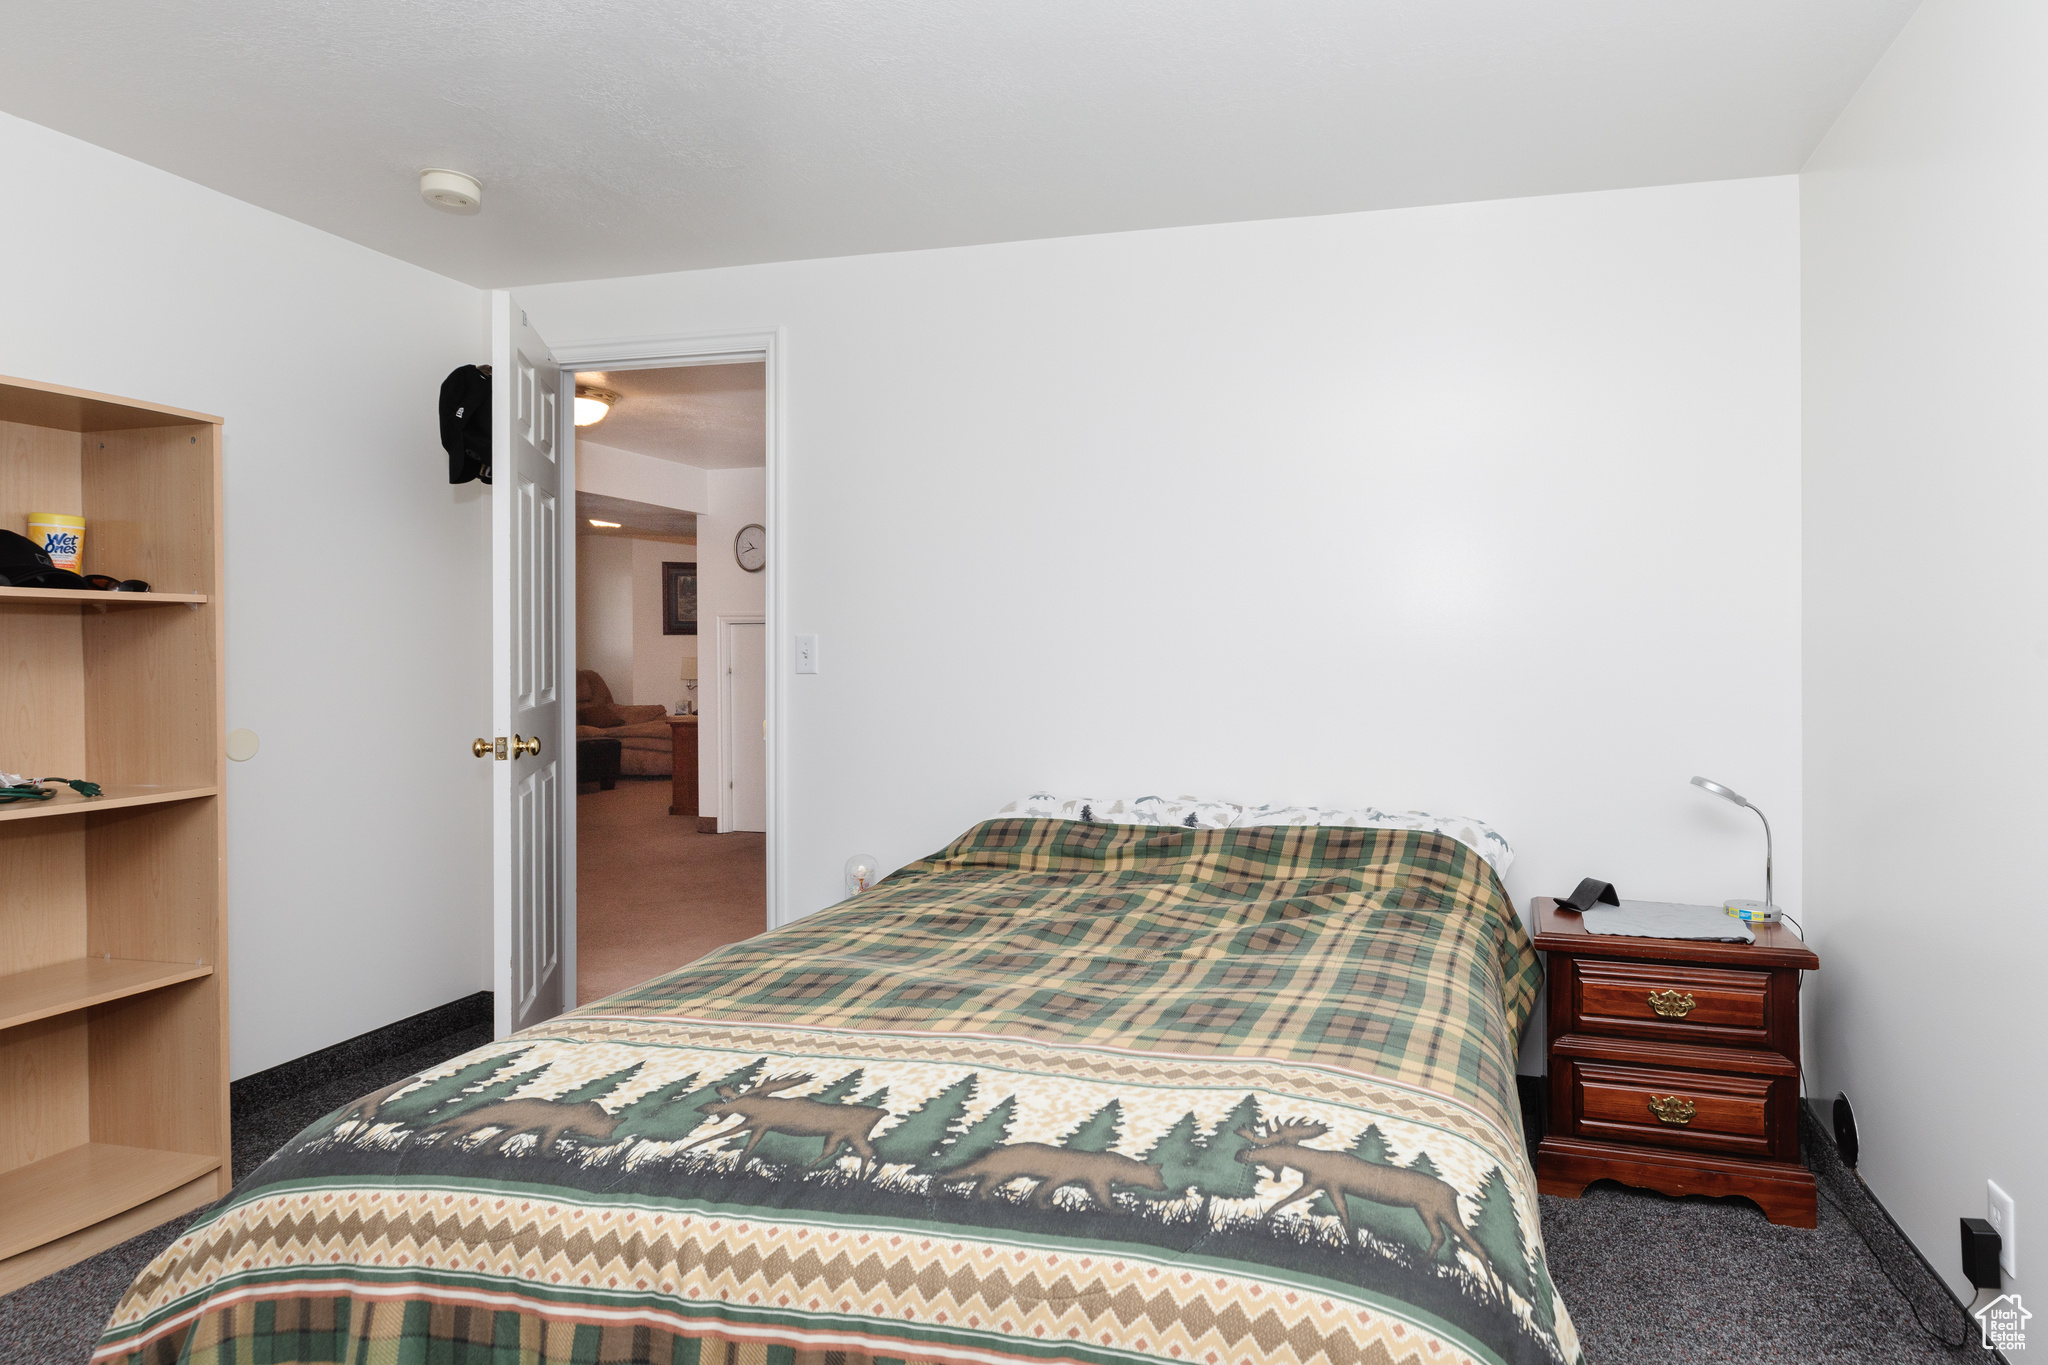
[664,715,704,828]
[1532,896,1820,1227]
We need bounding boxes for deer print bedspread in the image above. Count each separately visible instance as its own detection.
[98,818,1580,1365]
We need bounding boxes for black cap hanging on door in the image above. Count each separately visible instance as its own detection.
[439,365,492,485]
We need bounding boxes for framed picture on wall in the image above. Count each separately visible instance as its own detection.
[662,561,698,636]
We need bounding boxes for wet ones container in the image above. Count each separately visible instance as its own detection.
[28,514,84,570]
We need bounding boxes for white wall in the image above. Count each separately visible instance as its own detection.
[576,438,707,512]
[576,534,634,701]
[521,178,1804,1001]
[695,469,768,822]
[631,538,699,711]
[1803,0,2043,1306]
[0,112,490,1077]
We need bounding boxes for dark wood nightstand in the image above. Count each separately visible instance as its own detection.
[664,715,702,826]
[1532,897,1820,1227]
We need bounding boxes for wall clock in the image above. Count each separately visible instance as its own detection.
[734,523,767,573]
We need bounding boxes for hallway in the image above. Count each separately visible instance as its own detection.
[576,778,766,1004]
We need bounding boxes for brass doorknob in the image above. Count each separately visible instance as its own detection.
[511,734,542,758]
[472,737,496,759]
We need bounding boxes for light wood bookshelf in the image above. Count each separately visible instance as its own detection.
[0,374,228,1295]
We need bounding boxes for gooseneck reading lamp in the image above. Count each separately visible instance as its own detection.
[1690,775,1779,923]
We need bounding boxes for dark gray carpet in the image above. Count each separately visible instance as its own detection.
[1542,1183,1983,1364]
[2,1031,1992,1364]
[1523,1095,1993,1365]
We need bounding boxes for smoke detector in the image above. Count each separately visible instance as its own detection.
[420,169,482,215]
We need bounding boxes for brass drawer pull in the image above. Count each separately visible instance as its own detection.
[1647,989,1696,1018]
[1648,1095,1696,1125]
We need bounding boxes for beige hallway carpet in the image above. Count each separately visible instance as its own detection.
[576,778,765,1005]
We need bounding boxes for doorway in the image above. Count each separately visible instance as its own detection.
[566,358,770,1004]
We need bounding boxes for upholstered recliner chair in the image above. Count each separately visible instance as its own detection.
[575,670,673,778]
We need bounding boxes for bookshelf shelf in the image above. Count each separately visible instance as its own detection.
[0,1144,221,1264]
[0,586,207,605]
[0,957,215,1033]
[0,784,216,823]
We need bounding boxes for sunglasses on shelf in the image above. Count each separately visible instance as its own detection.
[81,574,152,593]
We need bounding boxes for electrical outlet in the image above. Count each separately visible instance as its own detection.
[1988,1180,2017,1279]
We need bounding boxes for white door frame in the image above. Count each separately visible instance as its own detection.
[554,371,578,1011]
[715,613,768,831]
[550,328,788,935]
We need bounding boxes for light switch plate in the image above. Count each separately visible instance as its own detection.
[1989,1180,2017,1278]
[794,634,819,675]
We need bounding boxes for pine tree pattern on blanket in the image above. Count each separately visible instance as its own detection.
[96,818,1580,1365]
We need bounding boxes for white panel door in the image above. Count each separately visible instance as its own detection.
[491,292,565,1036]
[728,622,767,832]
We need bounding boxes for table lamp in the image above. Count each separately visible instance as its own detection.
[1690,775,1780,923]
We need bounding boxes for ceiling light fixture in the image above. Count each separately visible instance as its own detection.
[574,385,619,426]
[419,168,482,215]
[587,519,621,528]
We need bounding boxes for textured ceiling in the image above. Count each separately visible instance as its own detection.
[0,1,1921,286]
[575,363,764,468]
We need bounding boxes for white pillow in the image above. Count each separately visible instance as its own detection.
[992,793,1512,876]
[1235,804,1515,879]
[993,792,1244,830]
[1228,804,1346,827]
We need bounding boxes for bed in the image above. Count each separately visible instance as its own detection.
[97,814,1581,1365]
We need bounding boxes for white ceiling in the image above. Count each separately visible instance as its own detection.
[576,363,764,468]
[0,1,1919,287]
[575,490,695,542]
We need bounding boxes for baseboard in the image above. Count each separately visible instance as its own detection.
[231,991,492,1113]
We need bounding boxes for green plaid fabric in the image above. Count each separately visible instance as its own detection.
[99,818,1566,1365]
[600,818,1538,1139]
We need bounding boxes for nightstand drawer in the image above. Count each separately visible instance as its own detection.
[1573,959,1772,1048]
[1565,1059,1780,1158]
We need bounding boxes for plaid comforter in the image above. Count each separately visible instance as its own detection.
[99,818,1579,1365]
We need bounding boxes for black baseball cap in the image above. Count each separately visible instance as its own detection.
[0,529,87,588]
